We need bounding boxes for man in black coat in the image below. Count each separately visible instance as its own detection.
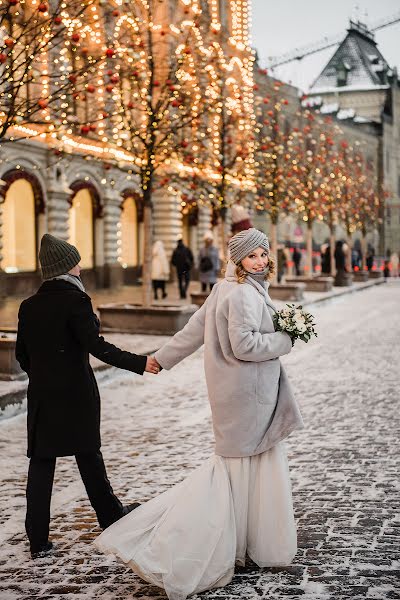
[16,234,160,559]
[171,237,194,299]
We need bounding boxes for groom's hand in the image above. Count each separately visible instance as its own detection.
[145,356,160,374]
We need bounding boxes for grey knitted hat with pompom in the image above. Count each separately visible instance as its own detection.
[39,234,81,280]
[228,228,270,264]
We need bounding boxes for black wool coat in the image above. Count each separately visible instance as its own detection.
[16,280,147,458]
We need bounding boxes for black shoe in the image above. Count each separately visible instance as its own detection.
[162,292,168,299]
[121,502,141,517]
[31,541,54,559]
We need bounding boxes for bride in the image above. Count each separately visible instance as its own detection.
[95,228,304,599]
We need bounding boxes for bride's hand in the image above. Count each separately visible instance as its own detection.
[145,356,161,374]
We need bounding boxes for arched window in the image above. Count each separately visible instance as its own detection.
[119,196,139,267]
[1,178,36,272]
[69,188,94,268]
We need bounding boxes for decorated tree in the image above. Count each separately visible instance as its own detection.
[0,0,109,141]
[352,155,380,271]
[289,109,331,276]
[105,0,221,306]
[253,78,295,280]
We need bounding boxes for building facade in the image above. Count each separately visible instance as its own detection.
[0,0,254,295]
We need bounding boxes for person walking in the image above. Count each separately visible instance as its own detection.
[198,232,220,293]
[95,228,303,599]
[292,246,302,276]
[151,240,170,300]
[171,236,194,299]
[16,234,159,559]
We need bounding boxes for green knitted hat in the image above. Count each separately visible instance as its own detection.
[39,234,81,280]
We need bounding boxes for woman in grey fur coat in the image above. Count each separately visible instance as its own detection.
[96,229,304,599]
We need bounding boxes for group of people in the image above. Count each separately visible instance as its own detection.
[16,228,303,600]
[151,232,220,300]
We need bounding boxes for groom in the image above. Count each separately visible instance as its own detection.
[16,234,160,559]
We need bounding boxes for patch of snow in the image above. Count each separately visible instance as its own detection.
[337,108,355,120]
[320,102,339,114]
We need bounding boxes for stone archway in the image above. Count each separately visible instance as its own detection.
[0,169,45,273]
[69,181,103,287]
[120,190,144,283]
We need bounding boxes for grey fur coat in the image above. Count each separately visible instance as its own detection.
[155,261,304,457]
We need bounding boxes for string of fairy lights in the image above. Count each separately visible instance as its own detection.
[0,0,257,203]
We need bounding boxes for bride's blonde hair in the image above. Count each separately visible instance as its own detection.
[232,254,276,284]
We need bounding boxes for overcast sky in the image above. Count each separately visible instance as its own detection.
[251,0,400,92]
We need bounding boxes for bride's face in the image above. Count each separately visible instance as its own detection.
[241,247,269,273]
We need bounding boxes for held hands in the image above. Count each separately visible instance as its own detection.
[145,356,161,375]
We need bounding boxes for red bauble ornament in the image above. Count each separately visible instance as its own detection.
[153,80,160,87]
[101,111,109,119]
[110,74,119,83]
[38,3,48,13]
[171,100,179,107]
[263,98,269,104]
[4,38,15,47]
[105,84,114,93]
[86,84,95,93]
[9,0,19,6]
[73,92,80,100]
[127,101,134,109]
[68,74,77,83]
[282,99,289,105]
[80,125,90,135]
[71,33,80,43]
[53,16,62,25]
[267,110,274,117]
[180,140,188,148]
[0,54,7,64]
[81,47,89,55]
[253,84,259,91]
[38,99,48,109]
[89,124,97,131]
[132,70,139,77]
[112,9,119,17]
[105,48,115,58]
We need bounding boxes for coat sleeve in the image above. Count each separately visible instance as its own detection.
[15,303,30,375]
[69,295,147,375]
[154,298,208,370]
[227,287,292,362]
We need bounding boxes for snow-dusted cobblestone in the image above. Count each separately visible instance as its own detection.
[1,282,399,599]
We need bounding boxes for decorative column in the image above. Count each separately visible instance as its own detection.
[102,194,123,288]
[46,187,71,241]
[153,188,182,260]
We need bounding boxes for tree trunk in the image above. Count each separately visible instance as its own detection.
[270,220,278,284]
[142,203,153,307]
[329,225,336,277]
[361,232,367,271]
[306,224,313,277]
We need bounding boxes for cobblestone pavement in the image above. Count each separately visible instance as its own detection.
[1,281,399,600]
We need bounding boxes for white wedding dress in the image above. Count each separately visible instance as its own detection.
[95,442,297,600]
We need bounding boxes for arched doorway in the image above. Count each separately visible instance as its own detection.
[0,169,46,272]
[69,188,94,269]
[1,178,36,272]
[120,192,143,282]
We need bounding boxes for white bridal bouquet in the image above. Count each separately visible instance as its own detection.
[273,304,317,343]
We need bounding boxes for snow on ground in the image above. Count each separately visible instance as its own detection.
[0,281,399,599]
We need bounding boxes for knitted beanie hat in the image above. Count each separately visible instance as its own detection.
[39,234,81,280]
[228,228,270,264]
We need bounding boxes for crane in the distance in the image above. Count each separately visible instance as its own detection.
[263,11,400,69]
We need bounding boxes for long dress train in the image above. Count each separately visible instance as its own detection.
[94,442,297,600]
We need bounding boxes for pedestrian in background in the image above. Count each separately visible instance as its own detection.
[16,234,159,559]
[198,232,220,293]
[151,240,169,300]
[390,251,399,277]
[366,246,374,271]
[321,243,331,275]
[171,236,194,299]
[292,246,301,276]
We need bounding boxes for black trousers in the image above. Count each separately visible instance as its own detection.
[177,271,190,299]
[25,450,123,552]
[201,282,215,293]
